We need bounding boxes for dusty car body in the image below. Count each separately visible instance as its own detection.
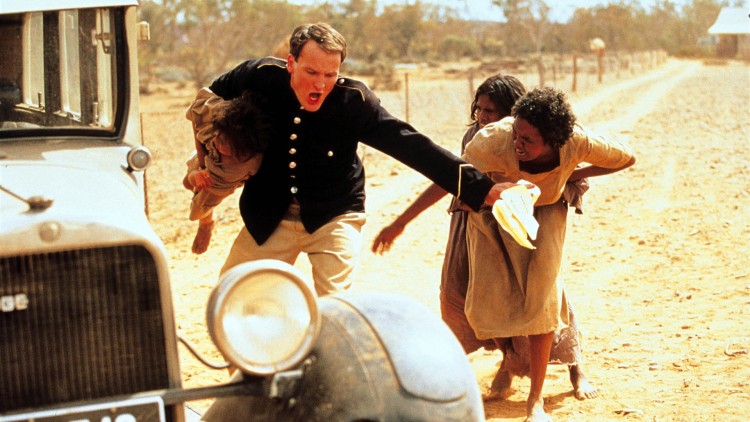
[0,1,484,421]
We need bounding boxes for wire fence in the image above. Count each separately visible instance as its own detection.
[385,50,669,124]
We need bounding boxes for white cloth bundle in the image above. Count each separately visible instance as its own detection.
[492,180,541,249]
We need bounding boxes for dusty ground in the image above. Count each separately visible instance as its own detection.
[141,58,750,421]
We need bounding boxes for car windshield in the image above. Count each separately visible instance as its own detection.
[0,7,125,138]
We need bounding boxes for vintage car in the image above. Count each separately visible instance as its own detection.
[0,1,484,421]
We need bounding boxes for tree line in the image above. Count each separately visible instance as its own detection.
[137,0,743,88]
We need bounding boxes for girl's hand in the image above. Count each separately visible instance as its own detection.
[371,223,405,254]
[189,169,214,190]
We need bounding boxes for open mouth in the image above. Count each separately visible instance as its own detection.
[309,93,322,102]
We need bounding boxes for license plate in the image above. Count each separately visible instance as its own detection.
[0,396,165,422]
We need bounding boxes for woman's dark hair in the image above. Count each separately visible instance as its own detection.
[289,22,347,63]
[512,87,576,149]
[470,74,526,123]
[212,91,271,159]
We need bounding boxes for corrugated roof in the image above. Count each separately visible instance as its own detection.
[708,7,750,35]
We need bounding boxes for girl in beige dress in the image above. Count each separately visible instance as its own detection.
[183,89,270,254]
[462,87,635,422]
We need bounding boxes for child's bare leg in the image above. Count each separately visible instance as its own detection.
[526,332,554,422]
[487,367,515,400]
[192,214,215,254]
[487,338,523,400]
[569,364,599,400]
[183,173,194,190]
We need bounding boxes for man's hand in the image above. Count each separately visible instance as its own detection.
[371,223,405,254]
[483,181,536,206]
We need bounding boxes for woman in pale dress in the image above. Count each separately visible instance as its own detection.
[462,87,636,422]
[372,75,599,402]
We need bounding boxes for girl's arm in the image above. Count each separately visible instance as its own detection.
[568,125,637,182]
[194,136,208,169]
[568,156,636,181]
[371,183,448,254]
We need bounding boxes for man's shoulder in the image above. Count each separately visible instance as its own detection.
[233,56,286,76]
[334,76,372,103]
[256,56,287,70]
[211,57,287,96]
[254,56,286,72]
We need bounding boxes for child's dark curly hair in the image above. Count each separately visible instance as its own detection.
[212,91,271,159]
[511,87,576,149]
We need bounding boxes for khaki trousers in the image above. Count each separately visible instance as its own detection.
[220,210,366,296]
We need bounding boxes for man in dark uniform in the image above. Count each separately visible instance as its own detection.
[208,22,513,295]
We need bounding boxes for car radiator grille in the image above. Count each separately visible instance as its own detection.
[0,245,171,413]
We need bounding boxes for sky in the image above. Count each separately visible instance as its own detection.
[286,0,694,22]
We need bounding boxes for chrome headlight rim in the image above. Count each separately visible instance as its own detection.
[207,259,320,376]
[126,145,152,172]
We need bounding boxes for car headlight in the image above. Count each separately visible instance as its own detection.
[126,145,152,172]
[206,259,319,375]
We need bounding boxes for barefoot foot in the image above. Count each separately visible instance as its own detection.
[485,368,515,400]
[569,364,599,400]
[524,395,551,422]
[192,221,215,254]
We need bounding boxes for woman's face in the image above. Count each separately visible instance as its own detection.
[512,117,554,162]
[475,94,504,127]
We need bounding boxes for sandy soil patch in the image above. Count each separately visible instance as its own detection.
[141,58,750,421]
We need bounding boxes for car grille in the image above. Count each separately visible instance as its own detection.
[0,245,171,413]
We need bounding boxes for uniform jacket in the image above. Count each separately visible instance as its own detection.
[209,57,494,244]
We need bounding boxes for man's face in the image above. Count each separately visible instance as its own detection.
[287,41,341,112]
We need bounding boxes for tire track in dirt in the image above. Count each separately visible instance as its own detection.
[556,61,750,421]
[571,60,700,124]
[568,60,701,282]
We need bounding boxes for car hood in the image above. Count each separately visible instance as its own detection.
[0,140,158,256]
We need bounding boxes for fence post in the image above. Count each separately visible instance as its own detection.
[537,55,545,87]
[589,38,606,84]
[404,72,410,123]
[552,57,558,86]
[572,53,578,93]
[468,68,474,99]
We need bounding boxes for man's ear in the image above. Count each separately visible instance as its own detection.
[286,54,295,74]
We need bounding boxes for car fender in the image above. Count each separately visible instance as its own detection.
[204,291,484,422]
